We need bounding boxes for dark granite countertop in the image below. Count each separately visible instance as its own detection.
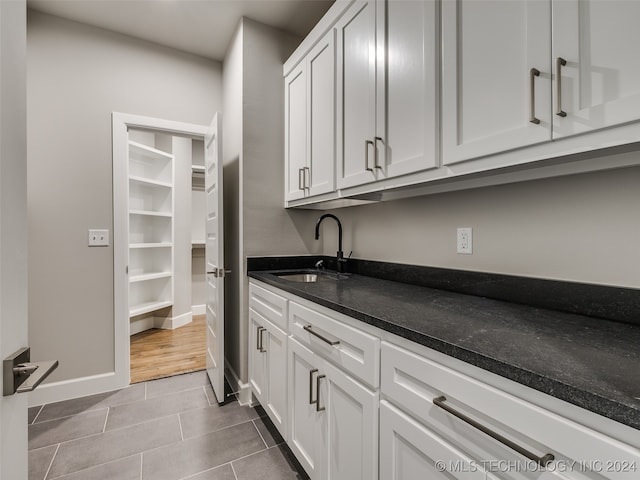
[248,268,640,431]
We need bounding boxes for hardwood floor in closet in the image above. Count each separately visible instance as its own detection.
[130,315,206,384]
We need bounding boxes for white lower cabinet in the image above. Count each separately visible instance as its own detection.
[248,283,288,439]
[248,309,288,437]
[249,280,640,480]
[380,340,640,480]
[380,400,500,480]
[288,337,378,480]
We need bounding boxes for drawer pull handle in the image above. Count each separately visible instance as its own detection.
[316,374,326,412]
[258,327,266,353]
[309,369,319,405]
[433,396,554,467]
[303,325,340,346]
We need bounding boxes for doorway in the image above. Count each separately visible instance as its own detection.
[126,128,207,383]
[112,113,225,396]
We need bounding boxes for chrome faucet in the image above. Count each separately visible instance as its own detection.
[315,214,346,273]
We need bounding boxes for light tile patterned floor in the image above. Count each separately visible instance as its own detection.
[28,371,308,480]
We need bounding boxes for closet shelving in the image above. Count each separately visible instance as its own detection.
[128,141,174,318]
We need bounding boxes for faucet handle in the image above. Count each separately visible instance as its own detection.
[315,260,324,269]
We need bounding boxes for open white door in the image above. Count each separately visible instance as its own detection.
[1,1,29,477]
[205,114,225,404]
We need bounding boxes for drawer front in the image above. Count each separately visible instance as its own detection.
[249,282,288,331]
[381,341,640,480]
[289,301,380,388]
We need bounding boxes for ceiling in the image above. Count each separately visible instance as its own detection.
[27,0,335,61]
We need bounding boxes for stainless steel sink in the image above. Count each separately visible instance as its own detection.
[274,271,348,283]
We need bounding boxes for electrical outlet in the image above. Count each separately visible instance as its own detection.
[457,227,472,254]
[88,229,109,247]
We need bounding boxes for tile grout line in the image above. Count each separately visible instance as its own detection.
[31,404,45,424]
[177,413,185,441]
[230,461,240,480]
[252,419,268,449]
[178,462,232,480]
[203,385,212,406]
[102,407,110,433]
[31,406,109,427]
[42,443,60,480]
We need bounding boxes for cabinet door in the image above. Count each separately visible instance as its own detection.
[288,338,323,478]
[442,0,551,165]
[319,360,378,480]
[336,0,378,189]
[285,63,308,201]
[248,309,267,403]
[553,0,640,138]
[377,0,439,178]
[264,322,288,439]
[308,30,336,197]
[380,401,499,480]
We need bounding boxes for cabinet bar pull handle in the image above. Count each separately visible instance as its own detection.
[258,327,266,353]
[316,374,326,412]
[303,325,340,346]
[373,137,384,169]
[309,368,319,405]
[303,167,310,189]
[256,326,262,351]
[555,57,567,117]
[365,139,374,172]
[298,168,305,190]
[433,396,554,466]
[529,68,541,124]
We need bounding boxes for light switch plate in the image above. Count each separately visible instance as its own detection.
[88,229,109,247]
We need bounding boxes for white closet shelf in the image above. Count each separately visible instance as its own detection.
[129,140,174,159]
[129,242,172,249]
[129,272,172,283]
[129,300,173,318]
[191,165,205,173]
[129,209,172,218]
[129,175,172,188]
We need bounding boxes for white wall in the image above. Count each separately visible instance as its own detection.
[27,11,223,387]
[0,1,29,477]
[222,20,244,385]
[321,166,640,288]
[222,18,320,385]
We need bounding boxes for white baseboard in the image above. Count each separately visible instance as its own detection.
[27,371,127,407]
[192,304,206,315]
[155,311,192,330]
[129,311,193,335]
[130,316,155,335]
[225,360,252,405]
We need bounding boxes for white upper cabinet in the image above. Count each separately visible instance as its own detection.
[285,31,336,202]
[377,0,439,179]
[442,0,552,165]
[285,63,308,201]
[336,0,378,189]
[552,0,640,138]
[307,31,337,196]
[337,0,439,189]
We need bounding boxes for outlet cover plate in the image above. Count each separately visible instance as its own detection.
[457,227,472,254]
